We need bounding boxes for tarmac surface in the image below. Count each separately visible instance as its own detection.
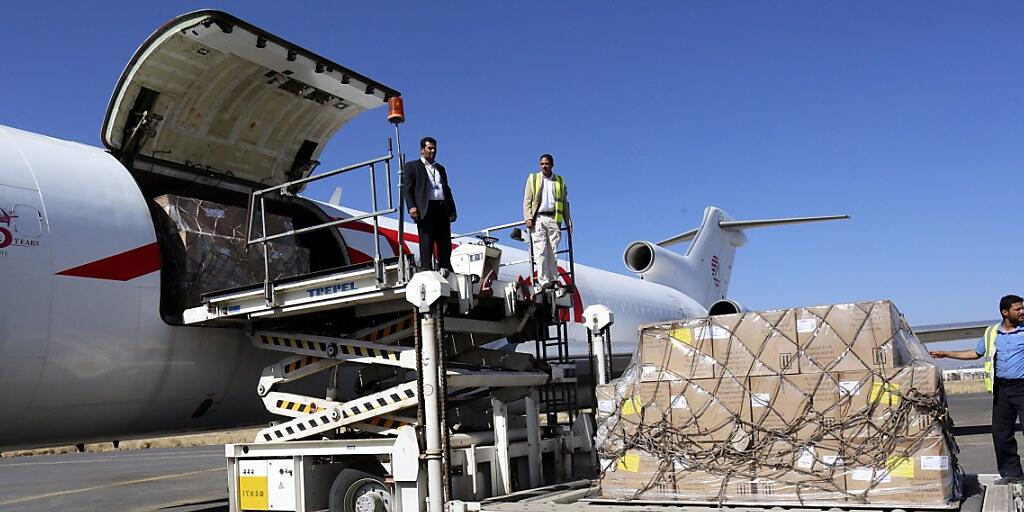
[0,446,228,511]
[0,393,1007,511]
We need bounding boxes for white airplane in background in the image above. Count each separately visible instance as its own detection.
[0,10,983,451]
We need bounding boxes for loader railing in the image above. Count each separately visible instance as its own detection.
[245,139,405,305]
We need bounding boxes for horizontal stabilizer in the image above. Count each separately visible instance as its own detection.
[657,214,849,247]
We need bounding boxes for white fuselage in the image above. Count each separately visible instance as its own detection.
[0,124,705,450]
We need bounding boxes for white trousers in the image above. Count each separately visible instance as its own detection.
[531,215,561,285]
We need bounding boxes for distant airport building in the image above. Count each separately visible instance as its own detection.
[942,367,985,381]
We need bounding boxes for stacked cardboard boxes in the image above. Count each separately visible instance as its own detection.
[597,301,960,507]
[152,195,311,309]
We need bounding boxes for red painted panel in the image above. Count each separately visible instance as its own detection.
[55,242,160,281]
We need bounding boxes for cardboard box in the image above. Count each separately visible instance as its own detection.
[667,374,747,443]
[602,300,957,506]
[836,363,942,439]
[598,381,672,442]
[600,450,675,499]
[744,437,848,502]
[666,459,730,501]
[746,373,841,439]
[796,301,910,373]
[844,435,958,506]
[709,310,802,376]
[638,326,717,381]
[152,194,310,309]
[724,475,847,503]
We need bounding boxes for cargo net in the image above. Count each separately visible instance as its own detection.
[151,194,311,311]
[596,301,963,507]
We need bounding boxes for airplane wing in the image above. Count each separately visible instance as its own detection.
[913,320,996,343]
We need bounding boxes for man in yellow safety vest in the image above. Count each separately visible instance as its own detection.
[931,294,1024,483]
[522,153,571,290]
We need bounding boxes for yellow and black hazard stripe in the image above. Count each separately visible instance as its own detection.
[340,387,416,419]
[263,411,334,442]
[359,317,414,342]
[261,384,418,442]
[258,335,328,352]
[336,344,400,361]
[365,416,409,430]
[275,399,319,415]
[284,356,321,374]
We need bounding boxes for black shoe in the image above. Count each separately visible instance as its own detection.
[994,476,1024,485]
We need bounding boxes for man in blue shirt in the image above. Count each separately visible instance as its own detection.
[932,294,1024,484]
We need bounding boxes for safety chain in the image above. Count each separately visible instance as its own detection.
[436,301,453,503]
[413,307,425,451]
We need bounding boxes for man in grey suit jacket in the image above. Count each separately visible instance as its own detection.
[401,137,457,270]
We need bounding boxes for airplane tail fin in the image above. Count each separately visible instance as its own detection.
[624,207,847,310]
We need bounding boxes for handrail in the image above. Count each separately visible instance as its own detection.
[453,219,525,240]
[245,138,403,305]
[252,153,393,197]
[459,218,576,295]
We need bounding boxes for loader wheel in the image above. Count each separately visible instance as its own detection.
[329,468,391,512]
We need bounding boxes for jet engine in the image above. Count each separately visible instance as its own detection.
[623,241,690,291]
[707,299,745,316]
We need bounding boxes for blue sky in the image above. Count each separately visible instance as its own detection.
[1,1,1020,328]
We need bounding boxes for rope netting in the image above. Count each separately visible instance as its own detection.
[596,301,963,505]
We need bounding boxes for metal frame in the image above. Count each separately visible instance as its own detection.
[213,250,599,512]
[245,139,401,304]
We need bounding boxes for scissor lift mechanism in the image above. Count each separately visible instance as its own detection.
[178,133,605,512]
[184,241,594,512]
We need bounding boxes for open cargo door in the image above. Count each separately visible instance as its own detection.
[102,10,400,188]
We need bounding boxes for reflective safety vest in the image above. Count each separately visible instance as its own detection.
[530,172,567,223]
[983,323,1001,393]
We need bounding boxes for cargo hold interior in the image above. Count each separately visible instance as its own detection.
[130,168,354,326]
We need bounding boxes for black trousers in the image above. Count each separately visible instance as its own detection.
[993,378,1024,477]
[416,200,452,271]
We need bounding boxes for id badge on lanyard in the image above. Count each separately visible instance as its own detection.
[432,172,443,196]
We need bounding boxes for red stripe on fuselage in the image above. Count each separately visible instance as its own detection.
[336,219,415,255]
[347,246,373,264]
[55,242,160,281]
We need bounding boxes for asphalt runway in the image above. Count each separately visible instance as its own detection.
[0,393,1008,511]
[0,446,228,511]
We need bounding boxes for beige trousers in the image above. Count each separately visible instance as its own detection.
[531,215,561,285]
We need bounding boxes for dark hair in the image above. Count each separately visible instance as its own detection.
[539,153,554,164]
[1000,294,1024,312]
[420,137,436,149]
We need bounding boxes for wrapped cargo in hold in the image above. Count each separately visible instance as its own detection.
[152,195,311,310]
[596,300,961,507]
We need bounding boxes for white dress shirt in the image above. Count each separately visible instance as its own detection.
[538,173,557,212]
[422,158,445,201]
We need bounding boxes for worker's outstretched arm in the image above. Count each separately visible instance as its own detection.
[929,349,983,360]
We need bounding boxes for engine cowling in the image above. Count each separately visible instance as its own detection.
[623,241,690,291]
[707,299,745,316]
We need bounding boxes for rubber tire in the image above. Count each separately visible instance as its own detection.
[960,491,984,512]
[328,468,389,512]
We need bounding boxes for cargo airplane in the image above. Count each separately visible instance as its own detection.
[0,10,979,450]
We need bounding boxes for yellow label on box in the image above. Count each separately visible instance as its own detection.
[239,476,269,510]
[621,396,643,416]
[885,456,914,478]
[618,453,640,472]
[870,382,900,406]
[669,328,693,345]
